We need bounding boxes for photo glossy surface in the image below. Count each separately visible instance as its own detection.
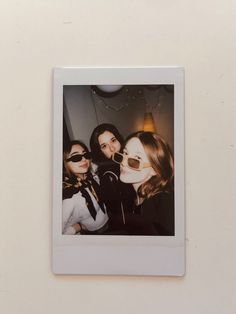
[53,67,185,276]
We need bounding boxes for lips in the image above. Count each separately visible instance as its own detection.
[80,162,88,168]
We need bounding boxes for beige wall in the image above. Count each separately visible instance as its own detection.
[1,1,236,314]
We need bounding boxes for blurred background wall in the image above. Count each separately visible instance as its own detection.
[64,85,174,150]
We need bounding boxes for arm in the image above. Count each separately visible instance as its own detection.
[100,171,124,216]
[100,171,120,202]
[62,198,81,235]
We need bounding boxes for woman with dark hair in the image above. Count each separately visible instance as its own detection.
[62,140,108,235]
[113,131,174,235]
[90,123,135,233]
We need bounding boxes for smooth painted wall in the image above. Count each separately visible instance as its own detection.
[1,1,236,314]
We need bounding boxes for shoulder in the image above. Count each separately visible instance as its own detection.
[63,177,80,200]
[140,191,174,235]
[142,191,174,211]
[102,170,118,182]
[97,163,119,184]
[98,162,119,175]
[63,186,79,200]
[153,191,174,202]
[100,171,119,189]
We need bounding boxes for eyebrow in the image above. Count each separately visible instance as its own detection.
[100,136,117,146]
[69,150,85,156]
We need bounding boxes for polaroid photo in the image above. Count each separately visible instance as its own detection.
[53,66,185,276]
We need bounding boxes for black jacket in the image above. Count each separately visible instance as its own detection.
[99,162,135,231]
[125,191,175,236]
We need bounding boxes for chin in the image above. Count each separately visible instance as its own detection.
[120,173,133,184]
[119,173,126,182]
[78,169,89,174]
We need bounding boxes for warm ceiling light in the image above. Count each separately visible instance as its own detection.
[143,112,156,133]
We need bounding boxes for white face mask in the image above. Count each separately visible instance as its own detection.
[120,137,156,189]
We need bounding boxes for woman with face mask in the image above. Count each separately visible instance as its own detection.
[114,131,174,235]
[62,140,108,235]
[90,124,135,233]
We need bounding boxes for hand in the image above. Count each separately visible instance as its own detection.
[72,223,82,233]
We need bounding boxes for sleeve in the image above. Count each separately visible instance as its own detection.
[148,193,175,235]
[155,193,174,235]
[62,197,76,235]
[125,193,174,235]
[100,172,123,215]
[100,172,120,202]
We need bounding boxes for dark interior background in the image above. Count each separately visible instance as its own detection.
[63,85,174,153]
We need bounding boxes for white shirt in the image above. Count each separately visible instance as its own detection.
[62,187,108,235]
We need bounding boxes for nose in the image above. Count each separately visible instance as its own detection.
[109,144,115,152]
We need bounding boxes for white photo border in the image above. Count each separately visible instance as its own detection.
[53,66,185,276]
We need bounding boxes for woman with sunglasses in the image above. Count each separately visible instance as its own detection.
[62,140,108,235]
[115,131,174,235]
[90,124,135,233]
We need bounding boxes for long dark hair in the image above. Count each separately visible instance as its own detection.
[125,131,174,200]
[90,123,124,163]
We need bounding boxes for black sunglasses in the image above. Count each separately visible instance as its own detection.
[66,152,91,163]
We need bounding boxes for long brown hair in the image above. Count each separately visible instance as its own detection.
[126,131,174,200]
[63,140,90,178]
